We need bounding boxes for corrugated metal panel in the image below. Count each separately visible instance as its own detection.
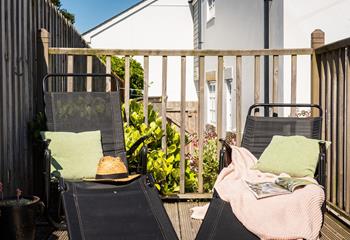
[0,0,106,197]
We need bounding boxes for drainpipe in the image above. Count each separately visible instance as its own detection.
[264,0,271,116]
[198,0,202,49]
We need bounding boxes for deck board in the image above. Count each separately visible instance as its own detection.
[164,202,181,238]
[178,202,201,240]
[321,213,350,240]
[47,202,350,240]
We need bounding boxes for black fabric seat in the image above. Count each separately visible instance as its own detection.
[63,176,177,240]
[196,104,326,240]
[42,73,178,240]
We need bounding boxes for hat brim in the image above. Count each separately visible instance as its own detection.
[83,174,140,183]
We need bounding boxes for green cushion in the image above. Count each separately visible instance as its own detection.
[41,130,103,179]
[254,135,330,177]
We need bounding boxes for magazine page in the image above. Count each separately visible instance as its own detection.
[244,180,292,199]
[275,177,316,192]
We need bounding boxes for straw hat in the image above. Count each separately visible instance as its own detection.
[84,156,140,182]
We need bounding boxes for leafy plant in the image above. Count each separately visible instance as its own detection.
[0,183,31,207]
[28,112,46,144]
[100,56,144,97]
[123,100,197,195]
[188,124,219,192]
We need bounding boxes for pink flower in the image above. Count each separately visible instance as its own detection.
[16,188,22,202]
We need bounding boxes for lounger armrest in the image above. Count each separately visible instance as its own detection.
[127,135,149,174]
[126,135,148,156]
[317,141,327,218]
[317,141,327,189]
[139,145,148,175]
[218,139,232,173]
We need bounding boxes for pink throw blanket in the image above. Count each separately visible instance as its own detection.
[194,146,325,240]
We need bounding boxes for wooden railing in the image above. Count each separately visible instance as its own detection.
[45,46,314,194]
[315,36,350,221]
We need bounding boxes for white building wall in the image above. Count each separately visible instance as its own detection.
[200,0,283,133]
[283,0,350,105]
[83,0,197,102]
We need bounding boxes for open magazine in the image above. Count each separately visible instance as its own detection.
[245,177,316,199]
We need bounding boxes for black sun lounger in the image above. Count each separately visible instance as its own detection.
[196,104,326,240]
[42,73,178,240]
[63,176,177,240]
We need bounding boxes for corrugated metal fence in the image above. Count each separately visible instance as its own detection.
[0,0,106,197]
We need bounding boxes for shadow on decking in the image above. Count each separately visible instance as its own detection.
[39,201,350,240]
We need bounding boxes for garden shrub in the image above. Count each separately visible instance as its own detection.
[123,100,198,195]
[100,55,144,97]
[188,124,219,192]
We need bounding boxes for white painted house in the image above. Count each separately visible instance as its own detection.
[283,0,350,104]
[82,0,197,103]
[192,0,350,133]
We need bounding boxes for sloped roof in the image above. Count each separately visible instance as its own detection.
[82,0,157,36]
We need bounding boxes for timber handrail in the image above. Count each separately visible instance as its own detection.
[48,47,313,56]
[315,37,350,54]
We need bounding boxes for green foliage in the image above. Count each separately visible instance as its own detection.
[123,100,197,195]
[202,139,218,192]
[188,125,218,192]
[60,9,75,24]
[50,0,75,24]
[100,56,144,97]
[28,112,46,144]
[50,0,61,8]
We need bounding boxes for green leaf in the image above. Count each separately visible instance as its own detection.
[155,183,161,191]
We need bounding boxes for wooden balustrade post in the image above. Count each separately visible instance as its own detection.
[37,29,50,112]
[311,29,325,116]
[125,56,130,124]
[197,56,205,193]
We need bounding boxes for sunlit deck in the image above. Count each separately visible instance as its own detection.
[38,201,350,240]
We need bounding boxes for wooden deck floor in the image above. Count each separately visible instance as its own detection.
[47,201,350,240]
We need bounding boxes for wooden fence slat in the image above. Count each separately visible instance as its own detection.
[67,55,73,92]
[254,56,260,114]
[13,0,19,193]
[162,56,168,152]
[331,52,338,204]
[321,54,326,140]
[326,53,332,202]
[346,47,350,213]
[273,55,279,114]
[124,56,130,123]
[236,56,242,146]
[216,56,224,142]
[86,55,92,92]
[291,54,297,116]
[337,49,345,209]
[106,55,111,92]
[143,56,149,125]
[197,56,205,193]
[180,56,186,194]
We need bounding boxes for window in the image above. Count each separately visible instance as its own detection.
[208,81,216,125]
[207,0,215,22]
